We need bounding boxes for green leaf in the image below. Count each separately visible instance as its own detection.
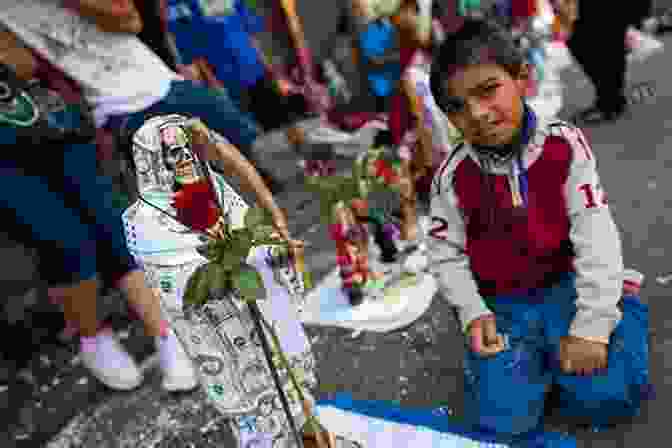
[205,263,230,295]
[251,224,276,242]
[215,248,244,271]
[244,206,272,229]
[183,264,211,307]
[232,266,265,302]
[302,270,314,290]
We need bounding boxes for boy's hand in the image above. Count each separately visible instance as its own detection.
[559,335,608,375]
[468,315,506,356]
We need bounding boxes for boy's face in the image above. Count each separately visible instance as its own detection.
[439,63,528,147]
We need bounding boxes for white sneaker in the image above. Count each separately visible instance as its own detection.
[157,328,198,392]
[80,331,143,391]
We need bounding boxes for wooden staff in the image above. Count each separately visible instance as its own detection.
[279,0,309,61]
[186,121,306,448]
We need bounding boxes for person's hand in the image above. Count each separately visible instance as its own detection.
[67,0,143,34]
[268,209,306,271]
[176,63,202,82]
[559,335,608,375]
[468,315,507,356]
[0,30,39,81]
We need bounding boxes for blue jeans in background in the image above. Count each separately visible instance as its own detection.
[122,80,260,157]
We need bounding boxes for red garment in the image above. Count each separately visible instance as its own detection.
[390,46,421,146]
[511,0,538,19]
[453,136,575,297]
[32,52,81,104]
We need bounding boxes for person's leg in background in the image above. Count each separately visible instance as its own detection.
[245,74,309,164]
[46,141,198,392]
[0,164,145,390]
[545,272,652,425]
[567,6,629,122]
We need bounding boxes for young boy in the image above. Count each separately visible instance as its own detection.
[427,18,650,442]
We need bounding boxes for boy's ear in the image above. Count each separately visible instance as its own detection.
[513,63,531,93]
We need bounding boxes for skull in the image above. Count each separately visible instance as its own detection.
[131,114,206,195]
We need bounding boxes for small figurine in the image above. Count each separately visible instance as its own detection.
[330,200,386,306]
[304,135,413,306]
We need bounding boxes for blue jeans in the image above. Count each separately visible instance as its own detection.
[0,140,137,287]
[121,80,260,156]
[463,273,649,439]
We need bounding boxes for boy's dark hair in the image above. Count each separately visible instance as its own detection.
[429,18,525,112]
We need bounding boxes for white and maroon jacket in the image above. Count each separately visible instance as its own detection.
[428,111,624,344]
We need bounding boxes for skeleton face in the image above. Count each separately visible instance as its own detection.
[159,124,203,184]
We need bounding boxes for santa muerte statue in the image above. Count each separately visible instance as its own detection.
[122,115,354,447]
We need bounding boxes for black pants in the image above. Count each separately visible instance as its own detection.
[567,0,652,113]
[245,75,307,131]
[567,17,629,113]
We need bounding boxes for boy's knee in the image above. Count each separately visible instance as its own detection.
[463,348,549,435]
[554,320,650,422]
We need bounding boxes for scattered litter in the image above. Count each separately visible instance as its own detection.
[119,330,131,340]
[647,181,657,190]
[400,388,408,396]
[307,224,320,233]
[40,385,49,393]
[35,402,42,408]
[310,335,320,344]
[39,355,51,367]
[77,377,89,386]
[349,329,363,339]
[399,376,408,382]
[52,378,61,386]
[0,385,8,393]
[656,274,672,285]
[15,433,30,440]
[70,355,81,367]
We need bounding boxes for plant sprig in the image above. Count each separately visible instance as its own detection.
[184,206,295,307]
[304,147,402,223]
